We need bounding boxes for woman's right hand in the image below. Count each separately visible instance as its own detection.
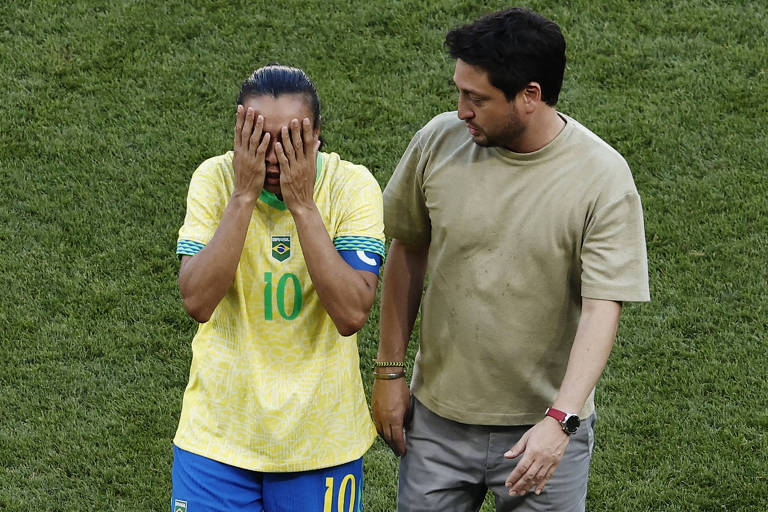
[232,105,270,202]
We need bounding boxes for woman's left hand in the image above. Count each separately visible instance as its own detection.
[275,117,321,213]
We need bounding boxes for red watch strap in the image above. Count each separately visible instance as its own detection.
[545,407,567,422]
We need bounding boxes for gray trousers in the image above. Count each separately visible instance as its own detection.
[397,398,596,512]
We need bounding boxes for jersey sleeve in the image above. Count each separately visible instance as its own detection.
[177,159,228,257]
[382,131,431,247]
[580,191,650,302]
[332,164,386,258]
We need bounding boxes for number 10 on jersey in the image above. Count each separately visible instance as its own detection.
[264,272,302,320]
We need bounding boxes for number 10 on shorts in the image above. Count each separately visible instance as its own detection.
[324,474,357,512]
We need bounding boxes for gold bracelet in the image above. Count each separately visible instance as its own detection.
[373,371,406,380]
[373,360,406,367]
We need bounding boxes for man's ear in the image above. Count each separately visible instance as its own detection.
[520,82,543,113]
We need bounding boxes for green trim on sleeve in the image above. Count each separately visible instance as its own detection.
[333,236,386,257]
[177,239,205,256]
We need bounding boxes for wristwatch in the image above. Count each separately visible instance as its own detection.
[545,407,580,435]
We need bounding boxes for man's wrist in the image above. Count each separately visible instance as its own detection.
[373,371,406,380]
[374,360,406,368]
[545,407,580,435]
[373,360,406,380]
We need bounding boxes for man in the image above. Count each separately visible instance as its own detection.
[172,65,384,512]
[372,7,650,511]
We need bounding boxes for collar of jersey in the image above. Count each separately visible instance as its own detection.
[258,153,323,211]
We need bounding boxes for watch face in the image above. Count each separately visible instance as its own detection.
[564,415,580,434]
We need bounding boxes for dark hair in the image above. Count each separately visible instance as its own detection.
[445,7,566,105]
[237,64,322,131]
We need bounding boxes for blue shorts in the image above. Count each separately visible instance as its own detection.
[171,446,363,512]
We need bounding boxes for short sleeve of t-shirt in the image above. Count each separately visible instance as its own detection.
[177,157,229,255]
[330,160,386,258]
[581,191,650,302]
[383,132,431,247]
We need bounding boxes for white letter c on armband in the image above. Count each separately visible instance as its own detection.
[356,250,377,266]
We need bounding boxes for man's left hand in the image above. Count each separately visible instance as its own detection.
[275,117,320,213]
[503,417,570,496]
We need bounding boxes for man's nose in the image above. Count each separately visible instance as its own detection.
[457,97,473,121]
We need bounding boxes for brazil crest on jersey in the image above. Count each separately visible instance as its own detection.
[174,151,384,472]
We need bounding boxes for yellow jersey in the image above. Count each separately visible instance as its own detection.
[175,151,384,471]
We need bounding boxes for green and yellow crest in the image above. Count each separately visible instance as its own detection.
[272,235,291,262]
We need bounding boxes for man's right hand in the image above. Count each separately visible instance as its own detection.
[371,376,411,456]
[232,105,270,201]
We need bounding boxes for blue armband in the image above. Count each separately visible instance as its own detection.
[338,250,382,275]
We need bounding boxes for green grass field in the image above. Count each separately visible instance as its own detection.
[1,0,766,510]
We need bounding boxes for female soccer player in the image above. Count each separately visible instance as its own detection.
[171,65,384,512]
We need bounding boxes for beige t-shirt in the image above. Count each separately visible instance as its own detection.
[383,112,650,425]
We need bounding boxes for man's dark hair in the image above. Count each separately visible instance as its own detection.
[445,7,566,105]
[237,64,322,131]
